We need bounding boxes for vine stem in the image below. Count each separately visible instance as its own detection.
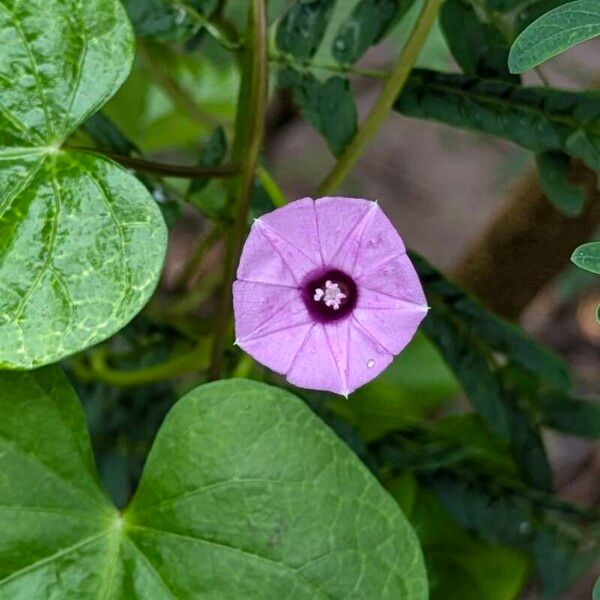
[208,0,268,380]
[64,146,239,179]
[317,0,443,196]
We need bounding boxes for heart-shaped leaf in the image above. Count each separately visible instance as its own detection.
[0,371,428,599]
[0,0,167,368]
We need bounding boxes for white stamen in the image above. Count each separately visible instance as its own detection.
[314,280,346,310]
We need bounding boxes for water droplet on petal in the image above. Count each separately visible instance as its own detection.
[367,359,375,369]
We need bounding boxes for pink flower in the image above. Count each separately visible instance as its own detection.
[233,197,428,396]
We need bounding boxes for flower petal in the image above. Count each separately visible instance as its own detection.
[260,197,323,266]
[286,323,347,395]
[233,281,305,341]
[253,219,320,284]
[238,322,314,376]
[314,197,374,268]
[346,317,394,393]
[237,221,298,286]
[357,254,427,306]
[351,205,406,278]
[352,306,428,355]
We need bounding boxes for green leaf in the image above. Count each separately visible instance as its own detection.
[0,372,428,598]
[278,67,358,156]
[275,0,336,60]
[395,69,600,171]
[122,0,218,41]
[537,390,600,438]
[83,112,140,156]
[571,241,600,274]
[412,254,565,491]
[421,471,595,599]
[535,151,585,216]
[188,126,228,201]
[328,333,460,441]
[400,485,530,600]
[332,0,415,64]
[0,0,167,369]
[440,0,517,81]
[509,0,600,73]
[594,577,600,600]
[514,0,575,35]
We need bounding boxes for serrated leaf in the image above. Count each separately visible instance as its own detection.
[395,69,600,171]
[332,0,415,64]
[0,371,428,599]
[536,151,585,215]
[278,67,358,156]
[0,0,167,369]
[276,0,336,60]
[509,0,600,73]
[571,241,600,274]
[440,0,517,81]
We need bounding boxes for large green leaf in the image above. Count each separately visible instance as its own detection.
[395,69,600,171]
[509,0,600,73]
[0,0,167,368]
[0,371,428,599]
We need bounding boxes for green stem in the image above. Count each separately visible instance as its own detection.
[173,225,221,291]
[65,146,239,179]
[317,0,443,196]
[257,165,287,207]
[138,41,221,129]
[270,53,388,80]
[178,2,243,51]
[208,0,268,380]
[72,343,210,387]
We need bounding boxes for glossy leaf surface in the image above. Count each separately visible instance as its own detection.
[0,0,167,368]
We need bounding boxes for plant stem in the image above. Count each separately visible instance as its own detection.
[72,343,211,387]
[65,146,239,179]
[208,0,268,380]
[138,41,221,129]
[317,0,443,196]
[257,165,287,207]
[270,53,388,80]
[178,2,243,51]
[173,225,221,291]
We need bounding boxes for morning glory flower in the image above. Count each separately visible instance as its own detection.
[233,197,428,396]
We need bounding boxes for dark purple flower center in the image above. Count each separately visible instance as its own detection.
[301,269,358,322]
